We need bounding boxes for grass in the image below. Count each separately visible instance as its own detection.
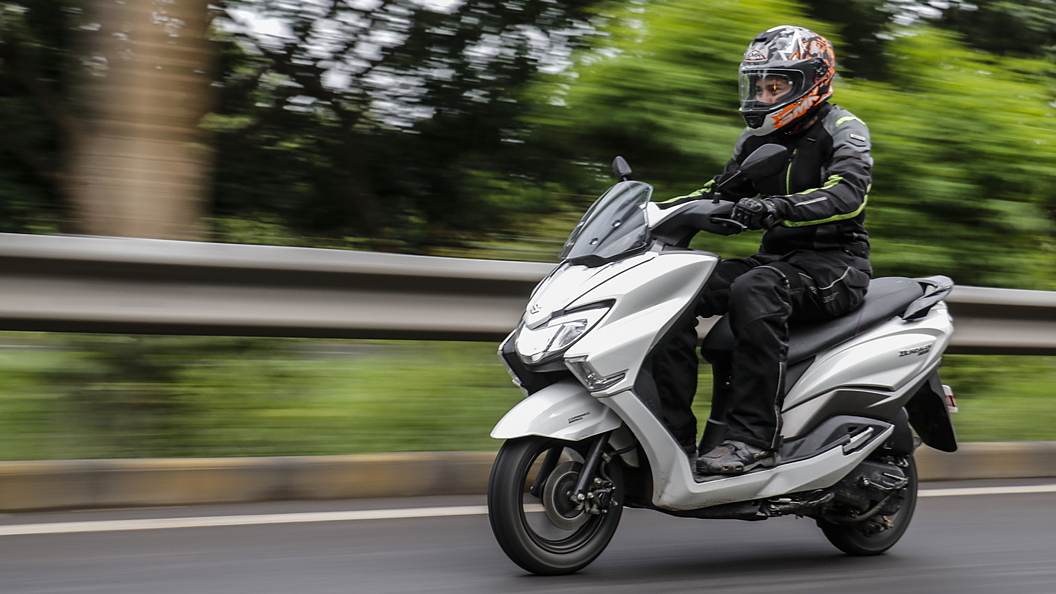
[0,336,525,460]
[0,333,1051,461]
[938,355,1056,442]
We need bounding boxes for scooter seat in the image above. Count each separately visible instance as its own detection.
[701,276,926,364]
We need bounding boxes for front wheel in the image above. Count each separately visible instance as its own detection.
[487,436,624,575]
[818,455,918,556]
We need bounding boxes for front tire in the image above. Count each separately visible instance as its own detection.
[487,436,624,575]
[818,455,918,556]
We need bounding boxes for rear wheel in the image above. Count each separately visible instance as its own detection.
[487,436,624,575]
[818,455,918,556]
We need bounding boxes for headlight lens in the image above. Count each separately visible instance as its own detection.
[515,306,609,365]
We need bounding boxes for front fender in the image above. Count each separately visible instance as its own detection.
[490,379,622,441]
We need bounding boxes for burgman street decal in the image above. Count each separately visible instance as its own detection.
[899,344,933,357]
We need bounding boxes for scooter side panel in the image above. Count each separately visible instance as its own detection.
[781,359,940,440]
[562,253,718,396]
[604,390,893,511]
[785,303,953,411]
[490,379,622,441]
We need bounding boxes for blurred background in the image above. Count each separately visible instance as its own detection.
[0,0,1054,460]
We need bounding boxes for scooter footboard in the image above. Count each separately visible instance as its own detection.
[490,379,623,441]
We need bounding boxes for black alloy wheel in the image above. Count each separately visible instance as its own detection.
[487,436,624,575]
[817,455,919,555]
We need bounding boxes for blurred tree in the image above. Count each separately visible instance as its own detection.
[0,0,596,245]
[798,0,1056,81]
[0,0,214,239]
[208,0,596,249]
[0,0,81,231]
[930,0,1056,59]
[800,0,893,80]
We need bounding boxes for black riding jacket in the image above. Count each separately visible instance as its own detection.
[671,103,872,256]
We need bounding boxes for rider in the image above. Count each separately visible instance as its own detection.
[653,25,874,475]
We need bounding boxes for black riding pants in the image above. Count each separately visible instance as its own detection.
[655,249,870,451]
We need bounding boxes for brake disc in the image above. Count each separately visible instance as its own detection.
[541,461,588,530]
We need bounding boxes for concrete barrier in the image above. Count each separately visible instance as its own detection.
[0,444,1052,512]
[914,441,1056,481]
[0,452,496,512]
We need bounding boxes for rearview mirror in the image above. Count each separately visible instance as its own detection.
[738,144,789,181]
[612,156,633,182]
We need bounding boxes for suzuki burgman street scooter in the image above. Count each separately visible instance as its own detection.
[486,145,959,575]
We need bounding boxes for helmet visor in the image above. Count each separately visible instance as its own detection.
[739,69,807,110]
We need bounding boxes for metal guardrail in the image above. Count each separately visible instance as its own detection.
[0,232,1052,355]
[0,233,551,341]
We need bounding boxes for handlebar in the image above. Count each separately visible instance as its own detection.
[708,216,748,233]
[650,197,744,246]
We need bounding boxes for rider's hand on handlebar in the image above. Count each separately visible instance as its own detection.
[731,197,779,230]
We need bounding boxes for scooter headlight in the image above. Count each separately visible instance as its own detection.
[515,305,610,365]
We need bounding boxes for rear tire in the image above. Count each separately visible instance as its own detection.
[487,436,624,575]
[818,455,918,556]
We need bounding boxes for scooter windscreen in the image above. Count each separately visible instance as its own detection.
[559,181,652,266]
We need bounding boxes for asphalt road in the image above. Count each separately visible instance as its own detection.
[2,479,1055,594]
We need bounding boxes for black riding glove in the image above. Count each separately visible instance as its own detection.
[731,197,779,230]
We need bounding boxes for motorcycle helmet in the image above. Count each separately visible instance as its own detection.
[738,26,836,136]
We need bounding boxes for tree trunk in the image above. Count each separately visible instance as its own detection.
[66,0,214,240]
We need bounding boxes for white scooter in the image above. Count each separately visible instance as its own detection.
[486,146,958,575]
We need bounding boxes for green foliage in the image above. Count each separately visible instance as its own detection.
[525,0,1056,288]
[940,354,1056,442]
[837,28,1056,287]
[0,334,527,459]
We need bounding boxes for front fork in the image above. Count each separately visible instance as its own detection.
[531,432,617,514]
[571,432,611,506]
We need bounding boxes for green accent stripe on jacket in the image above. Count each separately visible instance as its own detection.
[780,196,867,227]
[779,176,868,227]
[792,174,843,196]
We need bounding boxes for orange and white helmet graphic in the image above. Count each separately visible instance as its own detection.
[738,26,836,136]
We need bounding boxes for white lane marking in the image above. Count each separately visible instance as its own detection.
[2,485,1055,537]
[918,484,1056,498]
[0,504,546,536]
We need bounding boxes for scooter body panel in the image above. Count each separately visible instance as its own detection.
[522,254,655,330]
[602,390,893,511]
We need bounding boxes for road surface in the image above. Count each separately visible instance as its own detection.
[2,479,1054,594]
